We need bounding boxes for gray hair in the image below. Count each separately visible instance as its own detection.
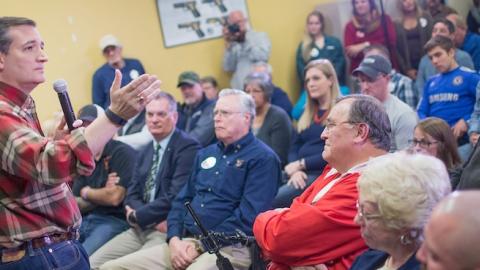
[152,91,177,112]
[337,94,391,151]
[218,88,256,123]
[359,152,451,233]
[0,17,36,54]
[243,72,274,102]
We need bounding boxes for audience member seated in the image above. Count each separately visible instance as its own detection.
[350,152,451,270]
[410,117,462,179]
[424,0,457,20]
[272,59,337,208]
[223,10,271,90]
[417,190,480,269]
[297,10,346,86]
[251,62,293,116]
[176,71,216,147]
[353,55,417,151]
[467,0,480,34]
[293,10,346,120]
[200,76,219,100]
[72,104,136,256]
[344,0,398,73]
[92,34,145,109]
[417,35,480,158]
[416,18,475,92]
[89,93,200,269]
[244,72,292,167]
[364,44,419,109]
[395,0,432,80]
[254,94,390,270]
[97,89,280,269]
[447,13,480,71]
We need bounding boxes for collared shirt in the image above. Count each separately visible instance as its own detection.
[167,132,280,240]
[389,70,419,109]
[0,82,95,248]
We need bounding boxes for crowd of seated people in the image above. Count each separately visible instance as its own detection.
[34,3,480,269]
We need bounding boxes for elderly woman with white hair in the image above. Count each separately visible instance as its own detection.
[350,152,451,270]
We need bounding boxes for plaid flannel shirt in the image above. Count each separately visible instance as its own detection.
[0,82,95,248]
[389,71,419,110]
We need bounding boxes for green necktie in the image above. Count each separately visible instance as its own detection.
[144,143,161,203]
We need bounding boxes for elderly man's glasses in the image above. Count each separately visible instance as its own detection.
[325,121,358,132]
[213,110,243,118]
[356,201,382,221]
[409,139,439,148]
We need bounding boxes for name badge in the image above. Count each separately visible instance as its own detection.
[201,157,216,169]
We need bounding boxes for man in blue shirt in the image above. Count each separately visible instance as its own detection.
[416,18,475,92]
[90,93,200,269]
[417,35,480,148]
[92,34,145,109]
[96,89,281,269]
[447,13,480,71]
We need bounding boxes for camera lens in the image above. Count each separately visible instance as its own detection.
[228,24,240,34]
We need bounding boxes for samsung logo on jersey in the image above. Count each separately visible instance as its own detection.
[429,93,459,103]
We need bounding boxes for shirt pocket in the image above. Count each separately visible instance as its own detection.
[217,166,246,201]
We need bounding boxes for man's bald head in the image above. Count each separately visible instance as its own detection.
[417,191,480,269]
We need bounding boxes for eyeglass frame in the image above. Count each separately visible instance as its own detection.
[408,139,439,148]
[356,200,383,221]
[324,120,360,132]
[213,109,245,118]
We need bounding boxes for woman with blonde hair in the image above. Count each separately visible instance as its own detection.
[293,10,345,120]
[272,59,339,208]
[395,0,432,79]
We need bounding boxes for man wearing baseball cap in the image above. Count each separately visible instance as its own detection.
[353,54,418,152]
[72,104,137,256]
[93,34,146,110]
[176,71,216,146]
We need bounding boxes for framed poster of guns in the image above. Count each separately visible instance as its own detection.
[156,0,249,47]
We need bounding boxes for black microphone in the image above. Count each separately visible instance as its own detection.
[53,79,76,131]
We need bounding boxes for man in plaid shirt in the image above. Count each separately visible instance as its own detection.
[0,17,160,269]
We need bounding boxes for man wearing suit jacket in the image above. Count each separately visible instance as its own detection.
[90,92,200,269]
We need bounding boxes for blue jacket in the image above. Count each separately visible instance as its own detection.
[350,249,421,270]
[167,132,280,240]
[461,31,480,71]
[177,95,216,147]
[125,129,200,229]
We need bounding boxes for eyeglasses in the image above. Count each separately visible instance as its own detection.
[325,121,358,132]
[409,139,439,148]
[213,110,243,118]
[356,200,382,221]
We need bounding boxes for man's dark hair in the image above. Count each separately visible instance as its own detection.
[336,94,391,151]
[424,35,455,53]
[0,17,36,54]
[433,18,456,34]
[200,76,218,88]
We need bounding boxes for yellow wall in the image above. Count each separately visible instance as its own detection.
[4,0,331,122]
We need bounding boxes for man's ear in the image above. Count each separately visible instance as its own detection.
[353,123,370,143]
[0,52,5,71]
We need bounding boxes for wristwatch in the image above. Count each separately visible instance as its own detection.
[127,211,138,225]
[105,108,127,126]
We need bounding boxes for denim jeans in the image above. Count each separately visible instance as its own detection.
[0,240,89,270]
[79,213,129,256]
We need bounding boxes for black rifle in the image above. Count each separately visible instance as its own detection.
[202,0,228,13]
[174,1,201,18]
[185,201,234,270]
[178,21,205,38]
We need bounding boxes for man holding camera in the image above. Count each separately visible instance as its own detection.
[222,10,271,90]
